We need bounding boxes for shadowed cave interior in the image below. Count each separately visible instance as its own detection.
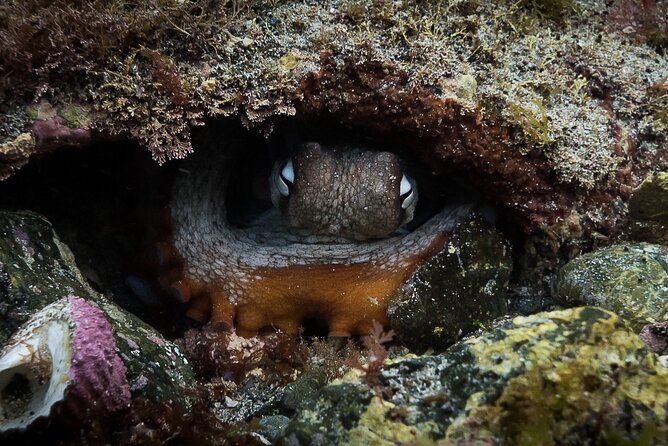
[0,118,521,338]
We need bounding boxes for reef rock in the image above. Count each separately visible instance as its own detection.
[0,210,93,344]
[0,296,130,434]
[280,307,668,445]
[640,321,668,355]
[0,210,196,436]
[628,172,668,244]
[387,215,511,350]
[555,243,668,329]
[1,1,667,239]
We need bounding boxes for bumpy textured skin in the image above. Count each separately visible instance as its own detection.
[275,143,412,240]
[167,145,471,337]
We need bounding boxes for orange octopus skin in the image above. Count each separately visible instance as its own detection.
[163,145,471,337]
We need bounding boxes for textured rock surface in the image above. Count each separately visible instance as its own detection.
[640,321,668,355]
[0,210,92,344]
[555,243,668,329]
[387,215,511,350]
[0,210,196,415]
[0,1,666,237]
[628,172,668,244]
[280,307,668,445]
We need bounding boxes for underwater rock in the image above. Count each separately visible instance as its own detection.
[387,216,511,351]
[0,294,197,436]
[0,296,130,434]
[258,415,290,442]
[1,1,667,241]
[555,243,668,329]
[31,116,91,152]
[0,210,196,428]
[211,373,286,425]
[281,367,329,413]
[279,307,668,445]
[0,210,93,344]
[96,298,196,412]
[628,172,668,244]
[0,112,92,181]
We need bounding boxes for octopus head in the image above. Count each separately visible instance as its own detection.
[270,142,417,240]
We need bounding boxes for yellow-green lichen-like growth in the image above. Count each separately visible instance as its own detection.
[343,397,434,446]
[58,104,91,129]
[281,307,668,445]
[445,307,668,445]
[508,97,551,146]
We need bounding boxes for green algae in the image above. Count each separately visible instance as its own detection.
[556,244,668,330]
[58,104,91,129]
[508,97,551,145]
[342,397,435,446]
[282,307,668,445]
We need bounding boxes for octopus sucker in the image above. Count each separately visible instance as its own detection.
[161,133,472,337]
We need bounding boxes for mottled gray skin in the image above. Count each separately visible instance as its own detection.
[271,143,416,240]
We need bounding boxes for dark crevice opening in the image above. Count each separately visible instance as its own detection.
[0,140,186,335]
[0,117,527,337]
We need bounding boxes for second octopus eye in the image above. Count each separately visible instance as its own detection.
[400,174,417,210]
[275,159,294,197]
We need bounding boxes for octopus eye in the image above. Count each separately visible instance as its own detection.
[276,159,294,197]
[400,174,417,210]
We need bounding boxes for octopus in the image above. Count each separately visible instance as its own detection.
[160,138,471,337]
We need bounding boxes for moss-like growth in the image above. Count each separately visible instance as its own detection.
[283,307,668,444]
[508,97,551,145]
[521,0,576,21]
[343,397,434,445]
[58,104,91,129]
[555,243,668,330]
